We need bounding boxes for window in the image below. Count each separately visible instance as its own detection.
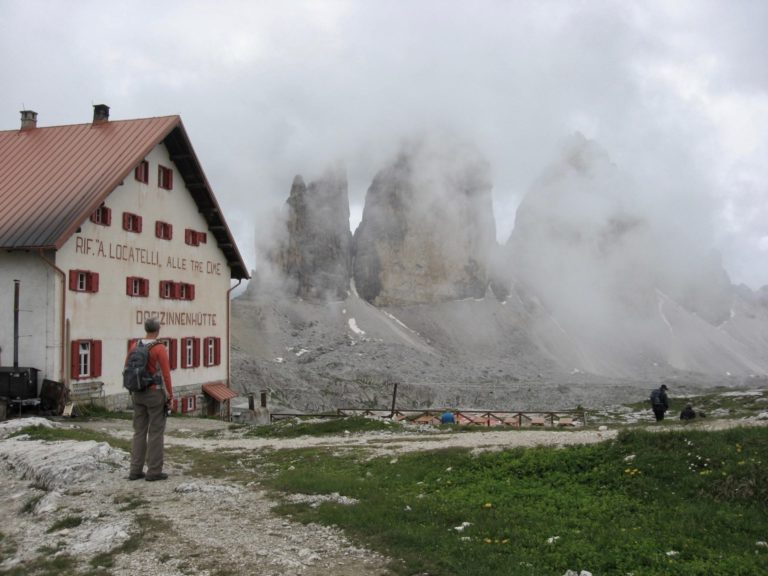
[122,212,143,233]
[181,337,200,368]
[183,395,197,413]
[159,281,195,301]
[90,204,111,226]
[203,336,221,367]
[70,339,102,379]
[155,220,173,240]
[158,338,178,370]
[178,282,195,301]
[185,228,207,246]
[160,280,174,299]
[135,160,149,184]
[158,165,173,190]
[69,270,99,293]
[126,277,149,297]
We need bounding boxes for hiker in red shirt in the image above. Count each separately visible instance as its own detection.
[127,317,174,481]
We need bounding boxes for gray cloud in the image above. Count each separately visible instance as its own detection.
[1,0,766,287]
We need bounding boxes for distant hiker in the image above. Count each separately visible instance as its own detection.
[680,404,697,421]
[650,384,669,422]
[441,411,456,424]
[127,317,174,482]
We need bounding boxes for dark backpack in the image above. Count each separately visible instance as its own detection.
[123,341,158,392]
[650,388,663,407]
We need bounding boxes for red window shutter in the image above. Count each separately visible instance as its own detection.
[193,337,201,367]
[187,284,195,301]
[142,278,149,297]
[169,339,178,370]
[92,340,102,377]
[135,215,143,233]
[104,208,112,226]
[203,337,211,367]
[136,161,148,183]
[90,273,99,293]
[69,270,78,291]
[192,396,197,410]
[172,282,181,300]
[214,337,221,366]
[70,341,80,379]
[122,212,130,230]
[167,223,173,240]
[126,277,133,295]
[185,229,193,245]
[199,232,207,244]
[155,221,162,238]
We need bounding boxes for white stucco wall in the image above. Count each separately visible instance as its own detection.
[0,252,59,383]
[54,143,232,401]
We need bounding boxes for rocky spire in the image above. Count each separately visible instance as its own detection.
[353,137,497,305]
[274,166,352,300]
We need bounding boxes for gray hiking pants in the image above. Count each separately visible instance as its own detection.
[130,388,167,476]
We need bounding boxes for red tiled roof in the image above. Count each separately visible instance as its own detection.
[0,115,249,279]
[202,382,238,402]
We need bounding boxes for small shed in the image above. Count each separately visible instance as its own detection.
[202,383,238,420]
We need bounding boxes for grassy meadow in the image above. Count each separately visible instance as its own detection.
[267,426,768,575]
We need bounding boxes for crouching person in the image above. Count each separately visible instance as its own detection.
[680,404,697,421]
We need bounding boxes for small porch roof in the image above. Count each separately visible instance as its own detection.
[202,383,238,402]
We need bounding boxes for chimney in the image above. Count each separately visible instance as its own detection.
[20,110,37,131]
[92,104,110,124]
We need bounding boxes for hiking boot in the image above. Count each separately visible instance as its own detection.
[145,473,168,482]
[128,472,145,481]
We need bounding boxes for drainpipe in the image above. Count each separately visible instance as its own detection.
[13,280,20,368]
[37,250,67,384]
[225,279,242,392]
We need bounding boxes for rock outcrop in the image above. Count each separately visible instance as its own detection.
[353,138,497,305]
[273,166,352,300]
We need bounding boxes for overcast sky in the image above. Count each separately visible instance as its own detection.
[1,0,766,288]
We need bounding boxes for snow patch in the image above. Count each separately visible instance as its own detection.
[348,318,365,335]
[656,290,674,336]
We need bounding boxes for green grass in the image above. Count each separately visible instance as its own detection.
[46,516,83,534]
[20,494,44,515]
[88,512,173,570]
[70,404,133,420]
[0,554,77,576]
[9,425,130,452]
[266,426,768,576]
